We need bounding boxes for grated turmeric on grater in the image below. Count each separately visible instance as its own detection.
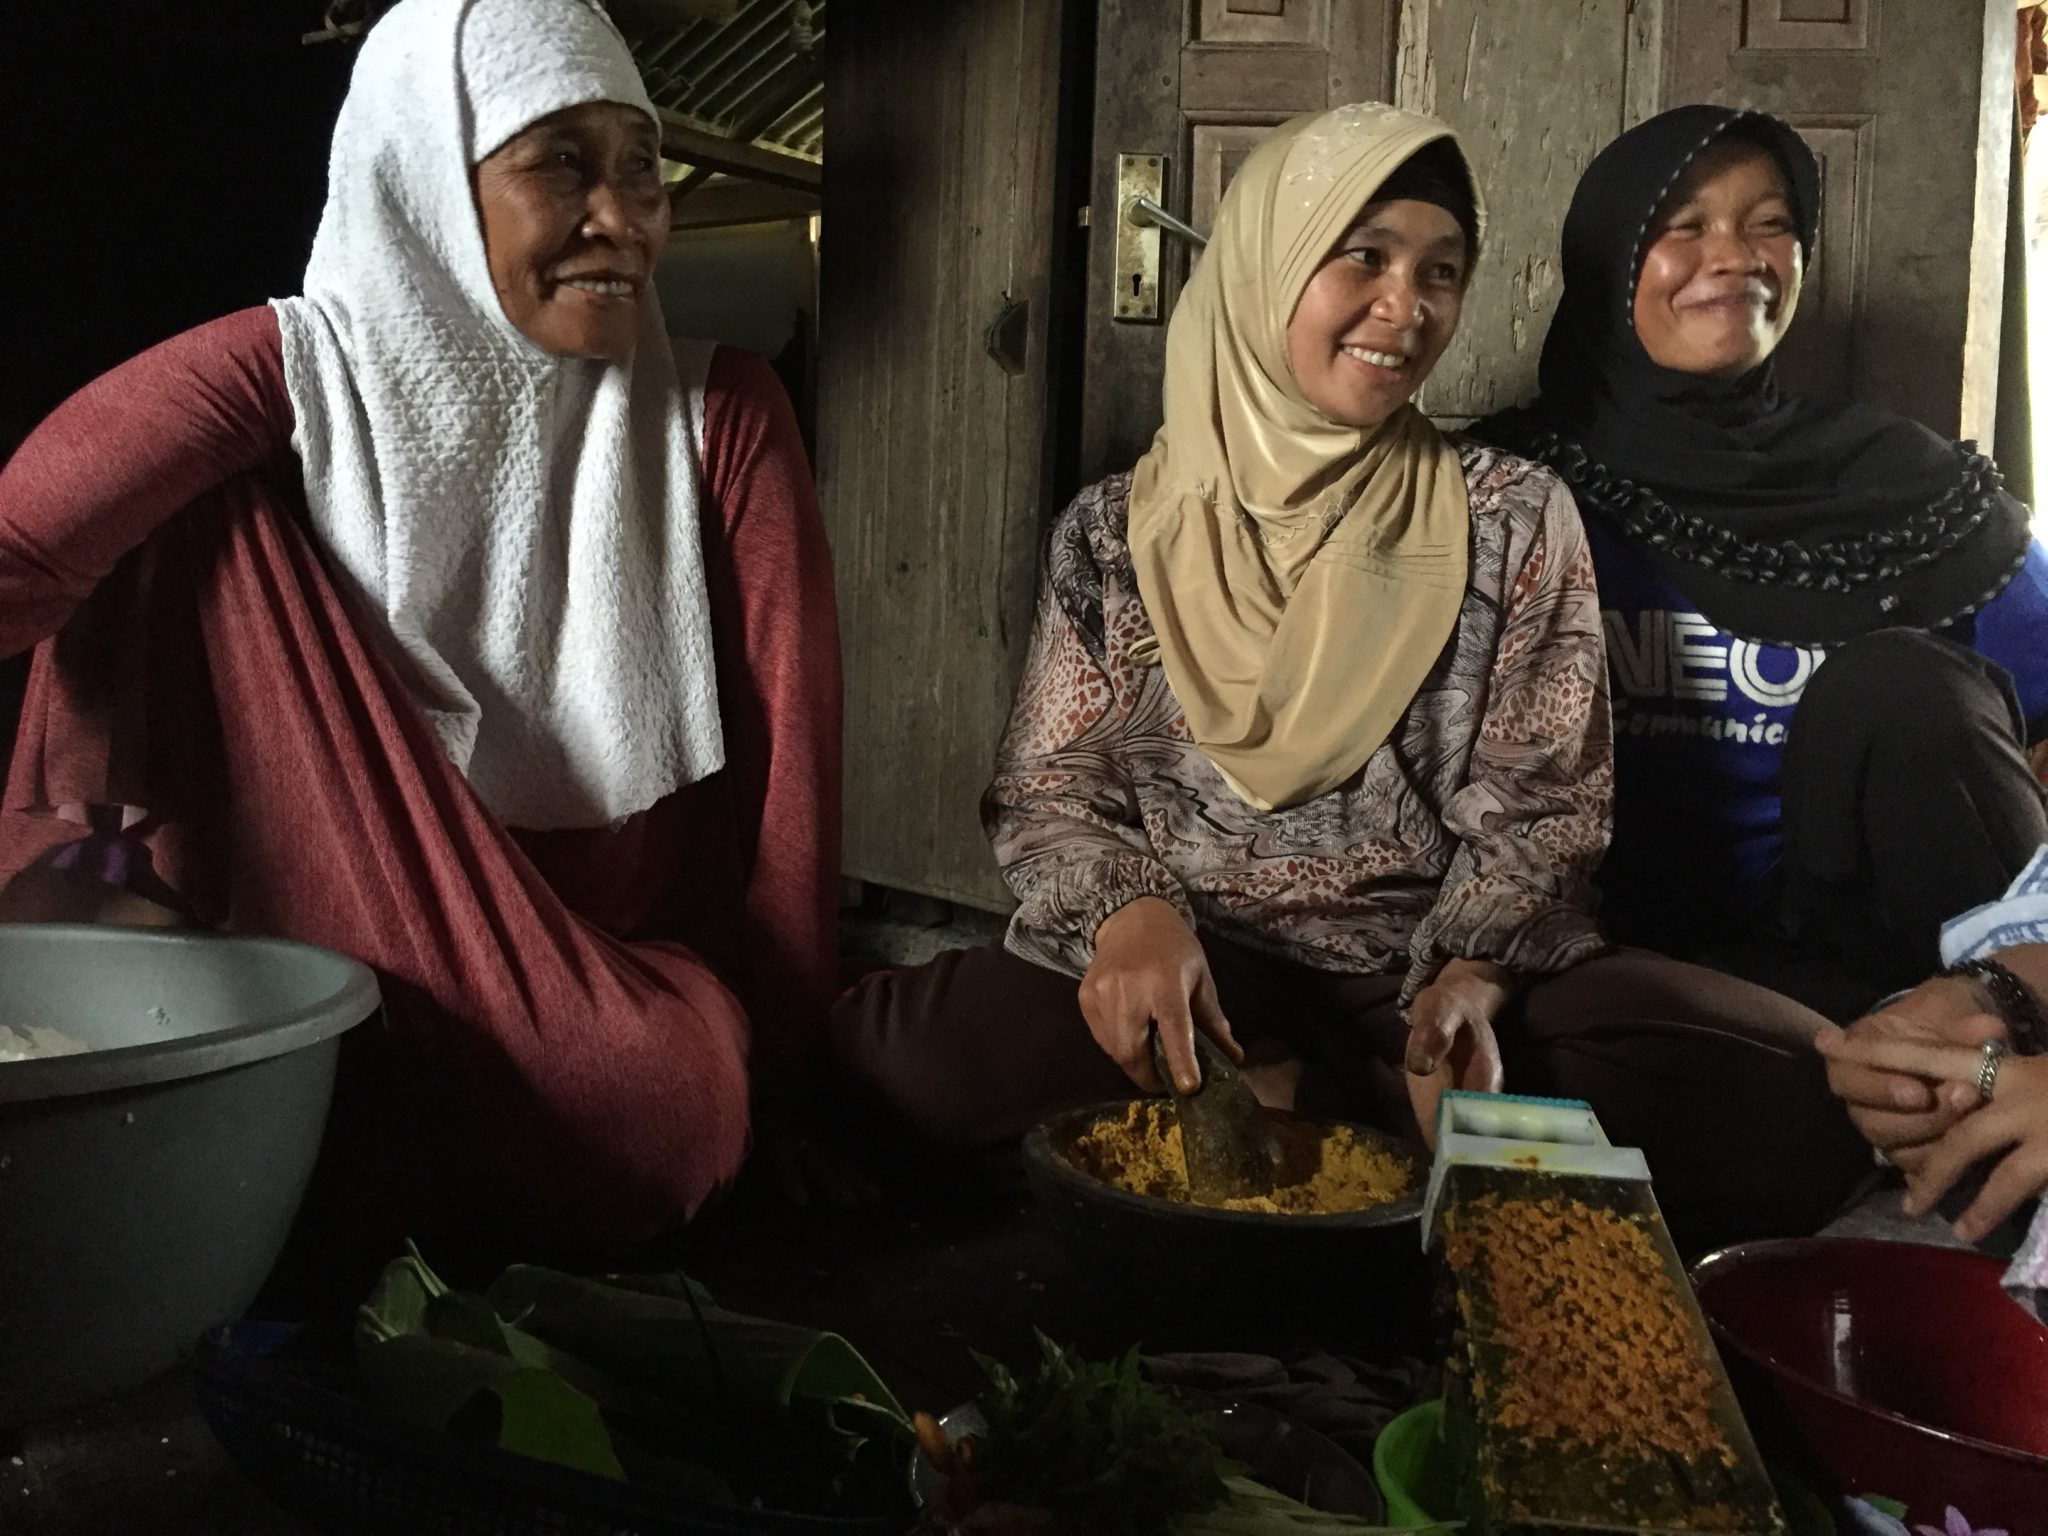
[1443,1191,1736,1469]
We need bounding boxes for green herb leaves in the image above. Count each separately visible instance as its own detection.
[950,1336,1453,1536]
[971,1334,1238,1536]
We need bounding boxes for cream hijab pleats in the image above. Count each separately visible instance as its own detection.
[1128,103,1482,811]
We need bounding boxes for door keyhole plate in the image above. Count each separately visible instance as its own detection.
[1112,153,1165,324]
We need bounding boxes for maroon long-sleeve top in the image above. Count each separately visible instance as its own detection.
[0,307,841,1255]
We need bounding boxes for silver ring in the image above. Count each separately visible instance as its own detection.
[1977,1038,2010,1100]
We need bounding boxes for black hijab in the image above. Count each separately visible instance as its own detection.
[1477,103,2029,647]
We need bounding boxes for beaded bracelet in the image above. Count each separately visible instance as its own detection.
[1944,957,2048,1057]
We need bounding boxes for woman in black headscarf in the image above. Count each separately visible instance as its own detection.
[1480,103,2048,1022]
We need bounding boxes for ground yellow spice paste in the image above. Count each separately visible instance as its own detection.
[1062,1100,1411,1215]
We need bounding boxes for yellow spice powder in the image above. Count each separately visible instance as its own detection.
[1063,1099,1411,1215]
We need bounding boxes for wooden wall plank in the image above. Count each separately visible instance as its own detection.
[1401,0,1632,422]
[1195,0,1328,47]
[818,0,1064,910]
[1959,0,2017,447]
[1622,0,1669,131]
[1327,0,1396,107]
[1667,0,2011,440]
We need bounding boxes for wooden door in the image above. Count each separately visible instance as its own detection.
[822,0,2016,914]
[817,0,1067,910]
[1077,0,1399,482]
[1396,1,1651,423]
[1658,0,2016,444]
[1076,1,2017,448]
[1076,4,1651,442]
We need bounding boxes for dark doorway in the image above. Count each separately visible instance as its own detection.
[0,0,353,769]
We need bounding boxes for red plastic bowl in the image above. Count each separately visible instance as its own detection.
[1692,1238,2048,1530]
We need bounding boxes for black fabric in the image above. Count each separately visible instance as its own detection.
[1140,1352,1432,1464]
[1372,138,1479,258]
[1503,947,1875,1257]
[1606,630,2048,1018]
[1777,628,2048,995]
[1476,103,2030,647]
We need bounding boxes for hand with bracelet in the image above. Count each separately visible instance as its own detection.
[1817,945,2048,1242]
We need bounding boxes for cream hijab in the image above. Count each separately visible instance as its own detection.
[1128,103,1481,812]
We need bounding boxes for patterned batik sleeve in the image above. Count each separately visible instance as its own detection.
[1406,474,1615,1000]
[982,502,1192,979]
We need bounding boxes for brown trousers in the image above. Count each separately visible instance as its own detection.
[829,940,1874,1256]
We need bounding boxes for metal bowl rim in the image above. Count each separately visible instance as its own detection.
[0,925,380,1105]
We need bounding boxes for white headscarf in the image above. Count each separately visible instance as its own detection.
[271,0,725,831]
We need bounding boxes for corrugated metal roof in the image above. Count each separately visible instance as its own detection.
[629,0,823,162]
[308,0,822,179]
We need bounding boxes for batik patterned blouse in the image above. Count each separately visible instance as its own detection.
[984,443,1614,1003]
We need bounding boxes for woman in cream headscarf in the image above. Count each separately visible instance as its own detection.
[834,104,1871,1253]
[0,0,852,1276]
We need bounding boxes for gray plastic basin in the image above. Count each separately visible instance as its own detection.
[0,925,379,1428]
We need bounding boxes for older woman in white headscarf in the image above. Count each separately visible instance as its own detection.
[831,104,1874,1255]
[0,0,847,1273]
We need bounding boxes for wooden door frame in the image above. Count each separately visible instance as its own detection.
[1076,0,1399,484]
[820,0,1097,914]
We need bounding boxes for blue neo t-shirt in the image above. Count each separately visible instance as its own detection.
[1589,519,2048,946]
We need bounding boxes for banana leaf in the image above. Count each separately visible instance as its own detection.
[352,1247,909,1516]
[360,1248,641,1401]
[355,1247,641,1481]
[486,1368,627,1482]
[357,1331,524,1432]
[356,1245,446,1344]
[487,1263,913,1447]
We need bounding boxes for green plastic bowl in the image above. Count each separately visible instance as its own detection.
[1369,1400,1458,1527]
[1370,1398,1837,1534]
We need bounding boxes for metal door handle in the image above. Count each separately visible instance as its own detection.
[1110,156,1210,324]
[1129,197,1208,251]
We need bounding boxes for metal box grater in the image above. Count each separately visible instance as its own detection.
[1424,1093,1786,1535]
